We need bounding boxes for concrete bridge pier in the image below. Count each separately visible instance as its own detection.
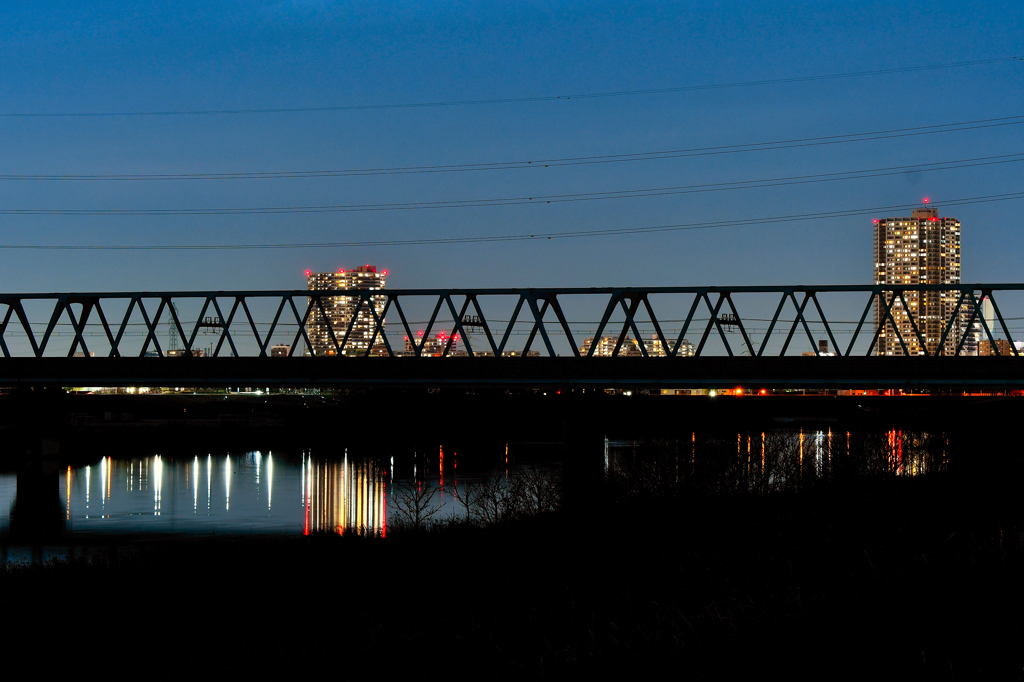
[8,440,65,544]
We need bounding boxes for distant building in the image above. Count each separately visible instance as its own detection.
[873,205,962,356]
[580,336,642,357]
[580,335,694,357]
[167,349,204,357]
[979,339,1014,356]
[403,331,459,356]
[306,266,387,356]
[801,339,836,357]
[270,344,290,357]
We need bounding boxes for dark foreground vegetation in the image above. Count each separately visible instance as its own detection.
[4,441,1024,680]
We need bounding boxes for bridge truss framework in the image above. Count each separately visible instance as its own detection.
[0,284,1022,388]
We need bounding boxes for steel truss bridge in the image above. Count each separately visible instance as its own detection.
[1,284,1023,388]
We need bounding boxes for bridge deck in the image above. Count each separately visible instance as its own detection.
[2,356,1023,388]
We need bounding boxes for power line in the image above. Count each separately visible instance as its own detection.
[3,192,1021,250]
[0,152,1018,216]
[3,115,1023,181]
[1,56,1018,118]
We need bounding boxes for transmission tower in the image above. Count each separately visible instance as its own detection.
[167,303,180,352]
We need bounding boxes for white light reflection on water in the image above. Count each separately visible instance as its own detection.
[99,457,106,515]
[154,455,162,516]
[206,455,211,514]
[1,447,559,539]
[225,455,232,511]
[38,452,311,535]
[267,454,273,511]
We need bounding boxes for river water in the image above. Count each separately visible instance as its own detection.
[0,443,559,539]
[1,427,943,543]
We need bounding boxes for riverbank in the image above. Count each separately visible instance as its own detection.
[3,463,1022,679]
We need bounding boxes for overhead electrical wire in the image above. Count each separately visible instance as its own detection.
[3,191,1021,250]
[0,56,1018,118]
[1,115,1022,181]
[0,153,1020,216]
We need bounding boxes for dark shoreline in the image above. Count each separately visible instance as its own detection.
[3,391,1023,677]
[3,467,1023,679]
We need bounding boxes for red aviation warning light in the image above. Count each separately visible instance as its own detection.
[922,197,930,204]
[304,270,311,277]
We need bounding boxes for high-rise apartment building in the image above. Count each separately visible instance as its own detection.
[873,205,961,356]
[306,266,387,356]
[579,335,695,357]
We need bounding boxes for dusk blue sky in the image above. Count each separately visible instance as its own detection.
[0,0,1021,294]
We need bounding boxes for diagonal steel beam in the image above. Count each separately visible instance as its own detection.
[896,291,928,356]
[7,300,40,358]
[366,296,394,357]
[443,294,473,357]
[935,290,967,356]
[64,299,94,358]
[758,293,789,357]
[419,296,445,355]
[956,291,982,356]
[262,297,291,356]
[469,295,500,356]
[696,293,730,357]
[546,295,580,358]
[186,297,214,354]
[779,292,811,356]
[91,300,119,358]
[792,292,821,355]
[866,291,911,356]
[986,292,1019,357]
[642,296,671,359]
[165,297,190,354]
[809,293,842,357]
[522,298,553,357]
[672,293,703,357]
[0,305,14,357]
[286,296,315,358]
[615,296,647,357]
[497,296,526,356]
[390,296,419,357]
[724,293,755,357]
[38,296,67,357]
[239,297,267,353]
[336,295,364,355]
[211,297,240,357]
[589,291,622,357]
[112,298,138,358]
[139,298,166,357]
[966,291,1000,356]
[847,293,876,357]
[311,295,341,355]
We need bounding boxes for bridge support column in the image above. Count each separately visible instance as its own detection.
[8,440,65,543]
[561,400,605,513]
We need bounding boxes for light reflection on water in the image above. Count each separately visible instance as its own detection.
[605,428,945,494]
[1,447,546,537]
